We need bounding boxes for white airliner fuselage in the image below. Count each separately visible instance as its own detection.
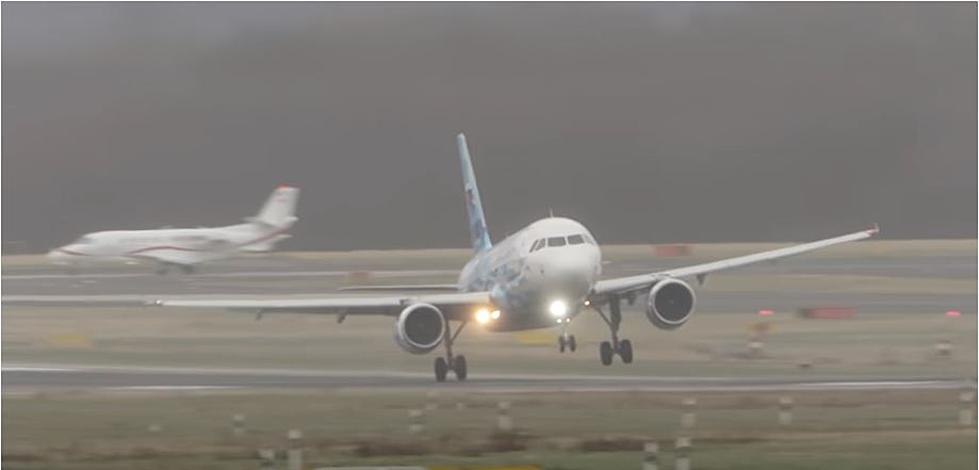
[48,186,299,273]
[458,217,601,331]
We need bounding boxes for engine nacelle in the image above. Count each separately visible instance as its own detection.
[394,303,446,354]
[645,278,696,330]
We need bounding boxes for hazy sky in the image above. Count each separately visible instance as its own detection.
[3,3,975,251]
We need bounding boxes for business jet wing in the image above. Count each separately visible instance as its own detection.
[592,225,879,298]
[154,291,492,320]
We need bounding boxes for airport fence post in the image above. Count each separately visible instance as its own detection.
[497,401,513,433]
[642,441,659,470]
[958,390,975,427]
[409,409,425,435]
[674,436,691,470]
[286,429,303,470]
[232,413,246,437]
[257,448,276,470]
[681,397,697,429]
[778,396,794,426]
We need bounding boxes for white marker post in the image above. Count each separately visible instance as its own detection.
[232,413,246,437]
[959,390,975,427]
[642,441,659,470]
[681,397,697,429]
[778,396,794,426]
[674,436,691,470]
[497,401,513,433]
[257,449,276,470]
[286,429,303,470]
[409,409,425,435]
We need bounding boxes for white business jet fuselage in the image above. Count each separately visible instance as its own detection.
[48,186,299,273]
[159,134,878,382]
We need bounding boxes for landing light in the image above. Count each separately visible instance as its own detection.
[549,300,568,318]
[475,308,491,324]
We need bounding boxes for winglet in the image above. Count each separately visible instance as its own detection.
[457,133,492,253]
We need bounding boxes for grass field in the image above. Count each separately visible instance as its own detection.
[4,389,976,469]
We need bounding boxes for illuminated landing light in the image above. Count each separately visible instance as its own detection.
[945,310,962,318]
[491,310,501,320]
[475,308,491,324]
[549,300,568,318]
[758,309,774,317]
[584,300,591,307]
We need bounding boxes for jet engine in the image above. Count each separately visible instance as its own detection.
[645,278,696,330]
[394,303,446,354]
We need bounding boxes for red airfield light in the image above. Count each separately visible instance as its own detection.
[945,310,961,318]
[758,309,774,317]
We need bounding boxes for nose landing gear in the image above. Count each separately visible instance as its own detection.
[592,296,634,365]
[558,333,577,353]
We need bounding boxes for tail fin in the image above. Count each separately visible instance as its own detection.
[457,133,492,253]
[251,186,300,228]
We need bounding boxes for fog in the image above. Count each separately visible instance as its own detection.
[3,3,975,251]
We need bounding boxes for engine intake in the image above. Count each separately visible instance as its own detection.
[645,278,696,330]
[394,303,446,354]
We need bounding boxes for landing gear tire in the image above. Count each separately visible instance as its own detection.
[453,355,468,381]
[618,339,633,364]
[599,341,614,366]
[434,357,449,382]
[568,335,577,352]
[558,335,567,353]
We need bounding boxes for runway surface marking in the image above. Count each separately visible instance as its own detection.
[4,364,972,392]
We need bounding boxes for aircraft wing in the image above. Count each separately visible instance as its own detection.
[154,291,492,320]
[592,225,879,298]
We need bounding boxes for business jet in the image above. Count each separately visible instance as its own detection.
[48,186,300,274]
[158,135,878,381]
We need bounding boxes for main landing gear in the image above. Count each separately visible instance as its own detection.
[591,296,633,365]
[434,320,468,382]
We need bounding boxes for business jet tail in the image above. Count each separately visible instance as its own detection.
[248,186,300,228]
[457,133,492,253]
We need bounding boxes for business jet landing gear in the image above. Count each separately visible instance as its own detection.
[592,296,633,365]
[434,320,468,382]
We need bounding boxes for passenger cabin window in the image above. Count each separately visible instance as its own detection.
[568,234,585,245]
[547,236,567,247]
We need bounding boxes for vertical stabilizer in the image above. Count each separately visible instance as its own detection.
[457,133,492,253]
[254,186,300,228]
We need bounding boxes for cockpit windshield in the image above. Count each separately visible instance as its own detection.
[530,234,595,252]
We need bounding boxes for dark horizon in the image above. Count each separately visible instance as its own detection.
[4,3,976,252]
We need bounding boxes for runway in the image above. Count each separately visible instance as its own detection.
[4,364,971,392]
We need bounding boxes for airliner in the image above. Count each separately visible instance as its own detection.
[158,135,878,381]
[48,186,300,274]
